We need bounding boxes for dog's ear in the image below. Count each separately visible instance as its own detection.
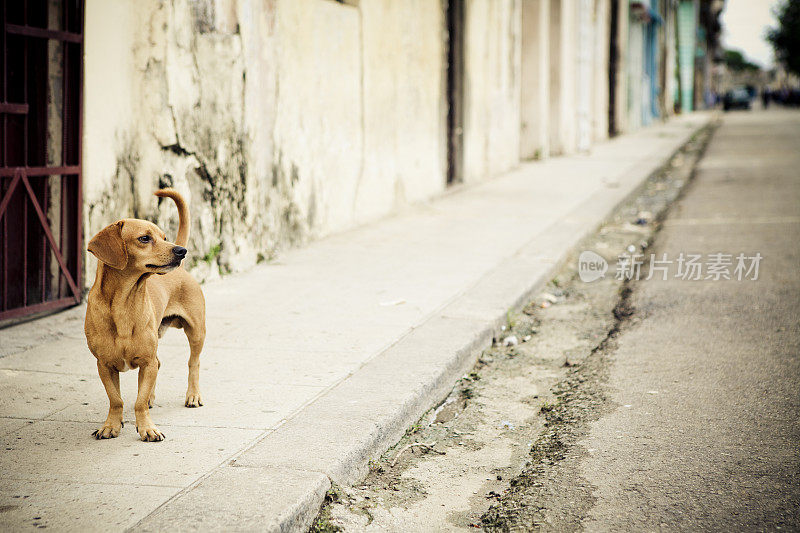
[88,221,128,270]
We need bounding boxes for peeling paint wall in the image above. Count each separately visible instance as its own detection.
[592,0,610,144]
[82,0,522,287]
[84,0,256,283]
[520,0,550,161]
[462,0,522,182]
[359,1,446,221]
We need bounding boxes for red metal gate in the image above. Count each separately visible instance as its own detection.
[0,0,83,323]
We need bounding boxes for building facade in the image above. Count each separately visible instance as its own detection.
[0,0,722,322]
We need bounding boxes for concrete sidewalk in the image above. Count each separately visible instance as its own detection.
[0,113,709,532]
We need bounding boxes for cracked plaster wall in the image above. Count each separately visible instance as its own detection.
[82,0,520,288]
[463,0,522,183]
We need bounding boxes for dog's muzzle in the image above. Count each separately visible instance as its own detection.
[146,248,187,271]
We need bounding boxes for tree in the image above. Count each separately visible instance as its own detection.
[767,0,800,77]
[723,49,760,72]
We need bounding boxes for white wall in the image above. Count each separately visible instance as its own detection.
[663,3,678,116]
[83,0,137,220]
[271,0,362,243]
[463,0,522,182]
[358,0,446,221]
[627,17,645,131]
[82,0,448,285]
[613,0,630,134]
[82,0,655,287]
[520,0,550,160]
[548,0,578,155]
[592,0,610,142]
[576,0,594,152]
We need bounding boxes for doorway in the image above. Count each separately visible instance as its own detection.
[445,0,464,185]
[0,0,84,324]
[608,0,619,136]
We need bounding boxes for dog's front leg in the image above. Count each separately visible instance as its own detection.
[135,362,165,442]
[93,362,123,439]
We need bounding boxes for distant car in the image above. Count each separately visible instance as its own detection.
[723,88,752,111]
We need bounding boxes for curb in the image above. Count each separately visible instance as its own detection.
[133,114,712,532]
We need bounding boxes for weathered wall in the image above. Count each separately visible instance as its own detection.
[627,17,645,130]
[522,0,614,159]
[613,0,630,134]
[547,0,578,156]
[576,0,593,152]
[82,0,660,289]
[84,0,264,283]
[462,0,521,182]
[83,0,138,249]
[662,3,678,116]
[591,0,610,143]
[358,0,446,222]
[82,0,447,286]
[270,0,361,248]
[520,0,550,160]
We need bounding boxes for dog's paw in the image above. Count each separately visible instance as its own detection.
[136,424,165,442]
[92,424,121,439]
[185,392,203,408]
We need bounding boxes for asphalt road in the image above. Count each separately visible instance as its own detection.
[579,109,800,530]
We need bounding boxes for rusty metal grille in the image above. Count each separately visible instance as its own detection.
[0,0,83,323]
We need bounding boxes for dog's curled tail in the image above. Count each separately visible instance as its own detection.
[154,188,190,247]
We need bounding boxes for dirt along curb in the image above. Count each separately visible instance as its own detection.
[315,121,717,531]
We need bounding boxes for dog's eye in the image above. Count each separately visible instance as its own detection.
[138,235,151,244]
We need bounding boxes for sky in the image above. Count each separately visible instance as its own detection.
[720,0,782,68]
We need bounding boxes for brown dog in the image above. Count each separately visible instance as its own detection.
[84,189,205,442]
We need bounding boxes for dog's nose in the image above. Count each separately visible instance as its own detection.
[172,246,187,258]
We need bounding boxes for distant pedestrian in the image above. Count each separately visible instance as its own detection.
[762,88,770,109]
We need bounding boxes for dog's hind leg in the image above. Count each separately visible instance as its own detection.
[183,321,205,408]
[93,362,123,439]
[142,356,160,408]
